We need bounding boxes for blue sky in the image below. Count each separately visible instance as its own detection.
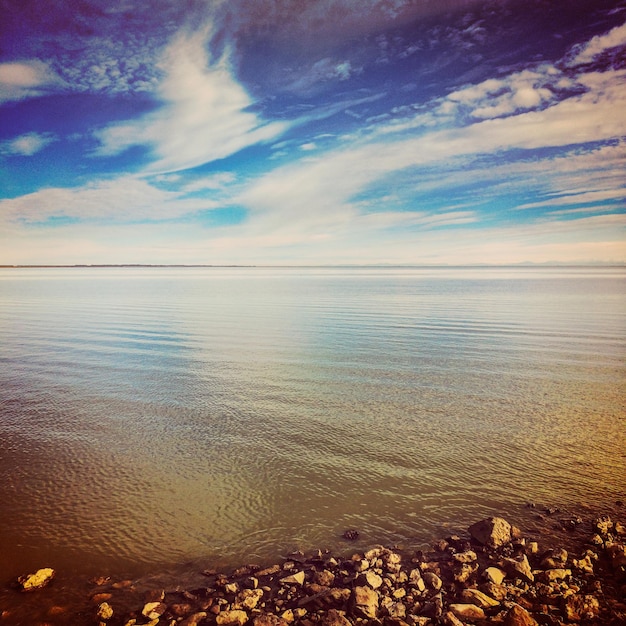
[1,0,625,265]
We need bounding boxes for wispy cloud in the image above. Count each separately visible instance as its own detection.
[567,21,626,66]
[1,132,56,156]
[94,28,287,173]
[0,176,215,225]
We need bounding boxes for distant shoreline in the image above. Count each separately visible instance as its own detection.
[1,263,625,269]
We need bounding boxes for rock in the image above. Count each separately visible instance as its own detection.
[253,615,288,626]
[483,566,506,585]
[91,592,113,604]
[352,585,379,618]
[563,594,601,621]
[313,569,335,587]
[96,602,114,620]
[443,610,465,626]
[408,568,426,592]
[449,602,486,621]
[358,570,383,589]
[142,601,167,619]
[595,515,613,536]
[500,555,534,582]
[421,593,443,619]
[216,609,249,626]
[460,588,500,608]
[343,529,359,540]
[280,571,305,586]
[234,588,264,610]
[422,572,442,591]
[540,548,567,569]
[480,582,508,601]
[503,604,538,626]
[607,543,626,571]
[468,517,512,548]
[538,568,571,582]
[181,613,208,626]
[321,609,351,626]
[18,567,55,591]
[452,550,477,564]
[572,554,594,574]
[453,562,478,583]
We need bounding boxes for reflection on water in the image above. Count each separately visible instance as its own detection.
[1,266,625,606]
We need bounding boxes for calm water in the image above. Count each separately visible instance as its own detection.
[1,266,625,616]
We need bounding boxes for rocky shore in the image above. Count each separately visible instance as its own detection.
[6,507,626,625]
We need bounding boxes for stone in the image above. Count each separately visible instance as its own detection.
[607,543,626,571]
[501,555,534,582]
[422,572,442,591]
[538,568,571,583]
[216,610,249,626]
[18,567,55,591]
[321,609,351,626]
[595,515,613,536]
[96,602,114,620]
[443,611,465,626]
[454,562,478,583]
[468,517,512,549]
[480,582,508,601]
[460,588,500,608]
[449,603,486,621]
[91,593,113,604]
[483,566,506,585]
[280,571,305,586]
[181,613,208,626]
[170,604,194,617]
[142,601,167,619]
[358,570,383,589]
[563,594,601,621]
[234,588,264,610]
[572,552,595,574]
[452,550,477,564]
[408,569,426,593]
[503,604,538,626]
[352,585,379,618]
[313,569,335,587]
[253,615,288,626]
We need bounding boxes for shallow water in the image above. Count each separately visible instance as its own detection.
[1,266,625,616]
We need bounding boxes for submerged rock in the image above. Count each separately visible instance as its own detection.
[17,567,55,591]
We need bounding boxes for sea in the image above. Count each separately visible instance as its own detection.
[0,266,624,621]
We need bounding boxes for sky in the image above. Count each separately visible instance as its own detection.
[1,0,625,265]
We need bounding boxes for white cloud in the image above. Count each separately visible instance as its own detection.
[0,176,216,225]
[567,21,626,66]
[181,172,237,193]
[0,60,63,102]
[95,28,287,173]
[1,132,56,156]
[516,188,626,210]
